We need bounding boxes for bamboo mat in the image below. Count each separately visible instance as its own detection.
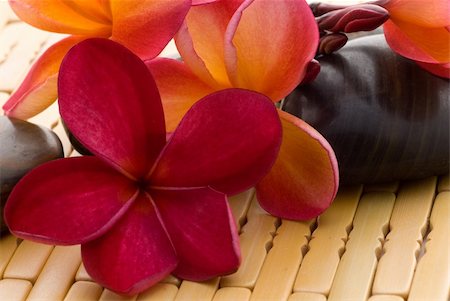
[0,3,449,301]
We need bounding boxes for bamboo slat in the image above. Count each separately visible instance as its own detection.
[1,5,449,301]
[293,185,362,295]
[0,235,19,277]
[371,177,437,296]
[408,191,450,301]
[174,278,219,301]
[250,219,312,301]
[64,281,103,301]
[3,240,54,282]
[212,288,251,301]
[0,278,32,301]
[327,192,396,301]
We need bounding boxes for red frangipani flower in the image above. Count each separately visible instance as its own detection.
[4,38,282,295]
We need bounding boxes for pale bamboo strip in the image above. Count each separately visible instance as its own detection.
[0,91,9,107]
[137,283,178,301]
[70,150,83,157]
[26,245,81,301]
[0,23,49,92]
[294,185,363,294]
[53,119,74,157]
[99,290,136,301]
[161,275,181,287]
[212,287,250,301]
[438,174,449,192]
[364,182,399,193]
[0,235,19,278]
[64,281,103,301]
[0,279,32,301]
[250,219,313,301]
[228,189,255,231]
[4,3,19,22]
[4,240,53,282]
[328,192,396,301]
[408,191,450,301]
[174,278,219,301]
[372,177,437,297]
[28,102,60,130]
[75,263,92,282]
[0,22,20,64]
[33,32,68,58]
[368,296,404,301]
[288,292,327,301]
[0,3,9,32]
[221,197,278,288]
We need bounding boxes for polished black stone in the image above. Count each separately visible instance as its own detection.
[0,116,64,232]
[283,34,449,184]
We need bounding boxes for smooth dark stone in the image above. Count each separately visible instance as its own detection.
[283,34,449,185]
[0,117,64,233]
[62,120,92,156]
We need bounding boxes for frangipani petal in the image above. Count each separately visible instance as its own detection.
[82,192,178,295]
[4,157,138,245]
[59,38,166,179]
[110,0,191,60]
[3,36,83,119]
[175,1,237,88]
[383,19,450,63]
[256,111,339,220]
[8,0,111,35]
[146,58,215,132]
[224,0,319,102]
[381,0,450,28]
[151,187,240,280]
[416,61,450,78]
[192,0,218,5]
[150,89,281,195]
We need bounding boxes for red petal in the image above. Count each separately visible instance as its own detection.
[3,36,83,119]
[256,111,339,220]
[58,38,166,179]
[151,187,240,280]
[82,192,178,295]
[110,0,191,60]
[192,0,218,5]
[4,156,138,245]
[150,89,281,195]
[146,58,215,132]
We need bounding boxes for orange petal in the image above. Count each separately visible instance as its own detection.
[175,1,238,88]
[384,19,450,63]
[224,0,319,102]
[8,0,111,35]
[110,0,191,60]
[3,36,84,119]
[146,58,215,132]
[381,0,450,28]
[256,110,339,220]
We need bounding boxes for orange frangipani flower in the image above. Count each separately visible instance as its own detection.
[375,0,450,78]
[147,0,339,220]
[2,0,204,119]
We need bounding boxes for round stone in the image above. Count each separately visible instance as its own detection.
[0,116,64,233]
[283,34,449,184]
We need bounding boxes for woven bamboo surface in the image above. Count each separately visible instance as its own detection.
[1,2,449,301]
